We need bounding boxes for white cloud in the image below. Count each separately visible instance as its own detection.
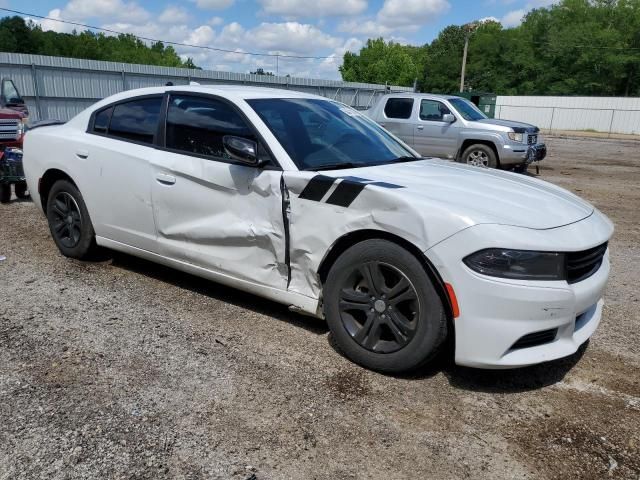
[62,0,150,23]
[158,6,191,24]
[192,0,235,10]
[209,16,224,26]
[258,0,367,18]
[377,0,450,28]
[249,22,342,54]
[501,9,526,27]
[186,25,215,45]
[338,19,392,37]
[32,9,77,33]
[478,16,500,23]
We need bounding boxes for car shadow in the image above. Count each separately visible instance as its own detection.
[107,250,329,336]
[103,249,585,393]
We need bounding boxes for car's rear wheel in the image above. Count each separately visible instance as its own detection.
[460,144,498,168]
[0,184,10,203]
[46,180,98,259]
[324,239,448,373]
[14,181,28,199]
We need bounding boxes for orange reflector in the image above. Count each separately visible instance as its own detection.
[445,283,460,319]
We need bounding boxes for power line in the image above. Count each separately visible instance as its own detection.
[0,7,336,60]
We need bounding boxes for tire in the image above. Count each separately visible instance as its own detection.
[14,181,29,199]
[46,180,98,259]
[0,184,10,203]
[324,239,448,373]
[460,144,498,168]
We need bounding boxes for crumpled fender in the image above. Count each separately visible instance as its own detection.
[283,171,469,300]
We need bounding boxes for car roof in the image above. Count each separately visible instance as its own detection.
[382,92,462,101]
[109,84,325,102]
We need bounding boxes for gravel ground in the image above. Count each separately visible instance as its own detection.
[1,136,639,480]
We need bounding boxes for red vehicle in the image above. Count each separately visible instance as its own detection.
[0,78,29,202]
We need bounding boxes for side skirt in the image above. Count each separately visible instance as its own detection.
[96,236,321,317]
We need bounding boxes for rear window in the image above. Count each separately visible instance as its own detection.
[384,98,414,119]
[108,97,162,144]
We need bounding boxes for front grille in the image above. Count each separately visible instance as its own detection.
[511,328,558,350]
[0,119,19,140]
[527,134,538,145]
[567,242,608,284]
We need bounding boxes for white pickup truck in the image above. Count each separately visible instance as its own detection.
[366,93,547,172]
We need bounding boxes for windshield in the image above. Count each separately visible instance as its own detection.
[247,98,418,170]
[449,98,488,121]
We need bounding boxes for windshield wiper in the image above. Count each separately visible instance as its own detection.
[388,156,424,164]
[304,162,364,171]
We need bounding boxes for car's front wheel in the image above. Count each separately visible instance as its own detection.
[324,239,448,373]
[460,144,498,168]
[46,180,98,259]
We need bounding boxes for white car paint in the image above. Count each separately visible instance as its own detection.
[23,85,614,369]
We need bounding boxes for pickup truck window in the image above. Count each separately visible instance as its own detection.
[384,98,414,119]
[165,94,255,159]
[109,97,162,145]
[448,98,487,121]
[419,100,451,122]
[2,80,19,103]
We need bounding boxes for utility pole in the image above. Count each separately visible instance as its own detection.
[459,22,479,93]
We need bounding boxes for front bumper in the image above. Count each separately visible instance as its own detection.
[425,212,613,369]
[501,143,547,166]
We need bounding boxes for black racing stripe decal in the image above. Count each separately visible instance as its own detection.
[369,181,404,189]
[298,175,336,201]
[325,180,367,207]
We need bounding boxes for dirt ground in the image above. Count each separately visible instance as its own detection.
[1,136,639,480]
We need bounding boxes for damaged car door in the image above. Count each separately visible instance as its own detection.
[149,93,288,289]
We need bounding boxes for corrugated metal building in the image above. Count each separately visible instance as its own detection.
[0,52,414,122]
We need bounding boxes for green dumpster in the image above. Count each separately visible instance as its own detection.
[452,92,497,119]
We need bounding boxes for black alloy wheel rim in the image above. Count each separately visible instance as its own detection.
[51,192,83,248]
[338,261,420,353]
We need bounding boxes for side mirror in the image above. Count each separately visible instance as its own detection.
[223,135,261,166]
[442,113,456,123]
[8,97,25,106]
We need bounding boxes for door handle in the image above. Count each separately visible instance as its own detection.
[76,150,89,159]
[156,173,176,185]
[416,125,424,130]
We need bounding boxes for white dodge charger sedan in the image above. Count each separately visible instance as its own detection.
[23,85,613,373]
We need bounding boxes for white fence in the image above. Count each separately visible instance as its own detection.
[496,96,640,136]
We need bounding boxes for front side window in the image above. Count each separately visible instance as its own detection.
[449,98,487,121]
[109,97,162,144]
[249,98,418,170]
[165,95,256,159]
[2,80,20,103]
[420,100,451,121]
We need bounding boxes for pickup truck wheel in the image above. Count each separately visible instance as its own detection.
[324,239,447,373]
[14,182,29,199]
[460,144,498,168]
[46,180,98,260]
[0,184,10,203]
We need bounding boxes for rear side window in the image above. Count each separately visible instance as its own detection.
[92,106,112,134]
[384,98,414,119]
[108,97,162,144]
[165,95,255,158]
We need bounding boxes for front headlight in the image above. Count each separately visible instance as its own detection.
[464,249,566,281]
[17,118,26,136]
[508,132,524,142]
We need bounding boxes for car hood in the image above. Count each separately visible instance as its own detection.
[473,118,539,132]
[325,159,594,230]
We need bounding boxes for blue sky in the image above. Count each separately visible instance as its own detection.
[1,0,555,78]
